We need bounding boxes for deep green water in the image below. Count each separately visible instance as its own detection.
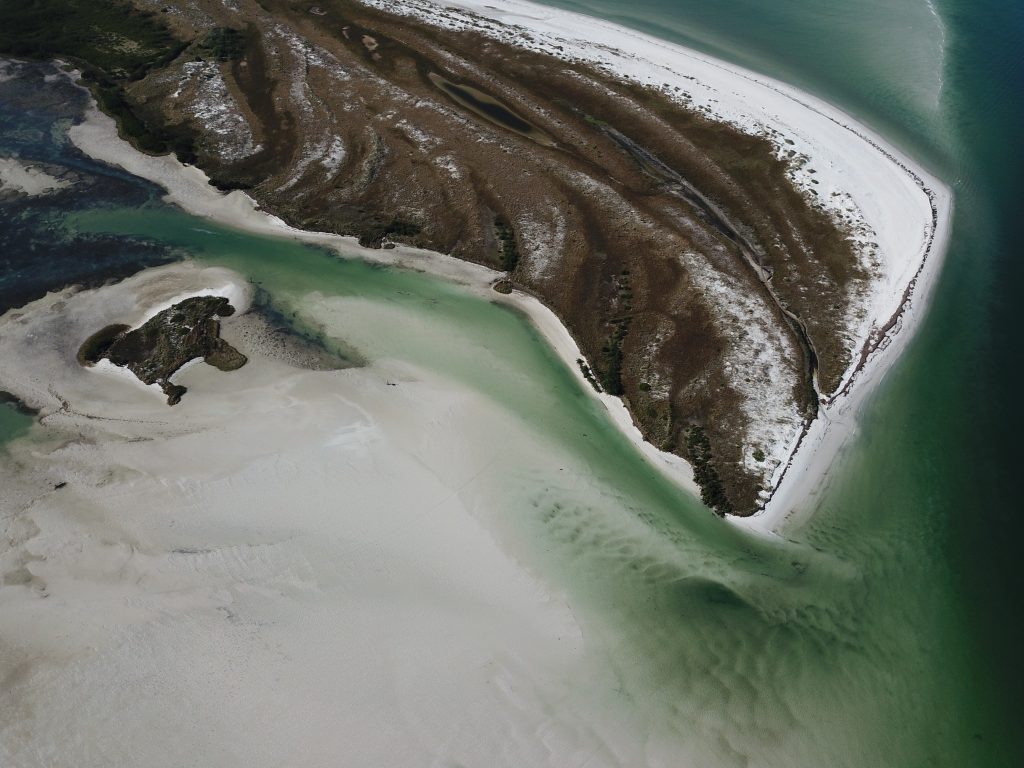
[2,0,1022,762]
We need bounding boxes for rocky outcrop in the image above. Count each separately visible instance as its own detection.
[78,296,246,404]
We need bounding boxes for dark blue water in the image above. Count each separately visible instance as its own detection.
[0,59,176,314]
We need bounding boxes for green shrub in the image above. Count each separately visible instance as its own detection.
[198,27,246,62]
[685,426,733,514]
[494,217,519,271]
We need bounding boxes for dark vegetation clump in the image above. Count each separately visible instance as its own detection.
[685,425,733,515]
[598,270,633,396]
[601,333,625,395]
[77,323,131,366]
[208,176,255,191]
[77,296,247,405]
[577,358,602,392]
[91,82,197,160]
[197,27,246,62]
[356,217,422,248]
[0,0,183,79]
[494,218,519,272]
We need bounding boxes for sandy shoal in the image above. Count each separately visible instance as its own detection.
[1,263,697,767]
[0,156,70,196]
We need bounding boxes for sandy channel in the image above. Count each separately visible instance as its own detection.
[65,100,702,500]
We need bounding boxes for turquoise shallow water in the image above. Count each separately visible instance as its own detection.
[539,0,954,164]
[2,0,1022,761]
[62,206,935,767]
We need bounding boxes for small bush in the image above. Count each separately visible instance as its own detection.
[77,323,129,366]
[494,217,519,272]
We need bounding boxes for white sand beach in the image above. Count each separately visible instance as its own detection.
[0,265,598,766]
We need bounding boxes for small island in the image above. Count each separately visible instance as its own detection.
[77,295,247,405]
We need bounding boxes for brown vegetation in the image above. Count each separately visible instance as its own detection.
[33,0,866,513]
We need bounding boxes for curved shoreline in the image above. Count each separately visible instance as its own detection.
[63,0,951,533]
[364,0,953,526]
[745,144,951,531]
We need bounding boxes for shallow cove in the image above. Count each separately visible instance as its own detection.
[64,205,739,543]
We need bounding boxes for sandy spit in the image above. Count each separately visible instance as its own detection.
[65,0,952,532]
[358,0,954,532]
